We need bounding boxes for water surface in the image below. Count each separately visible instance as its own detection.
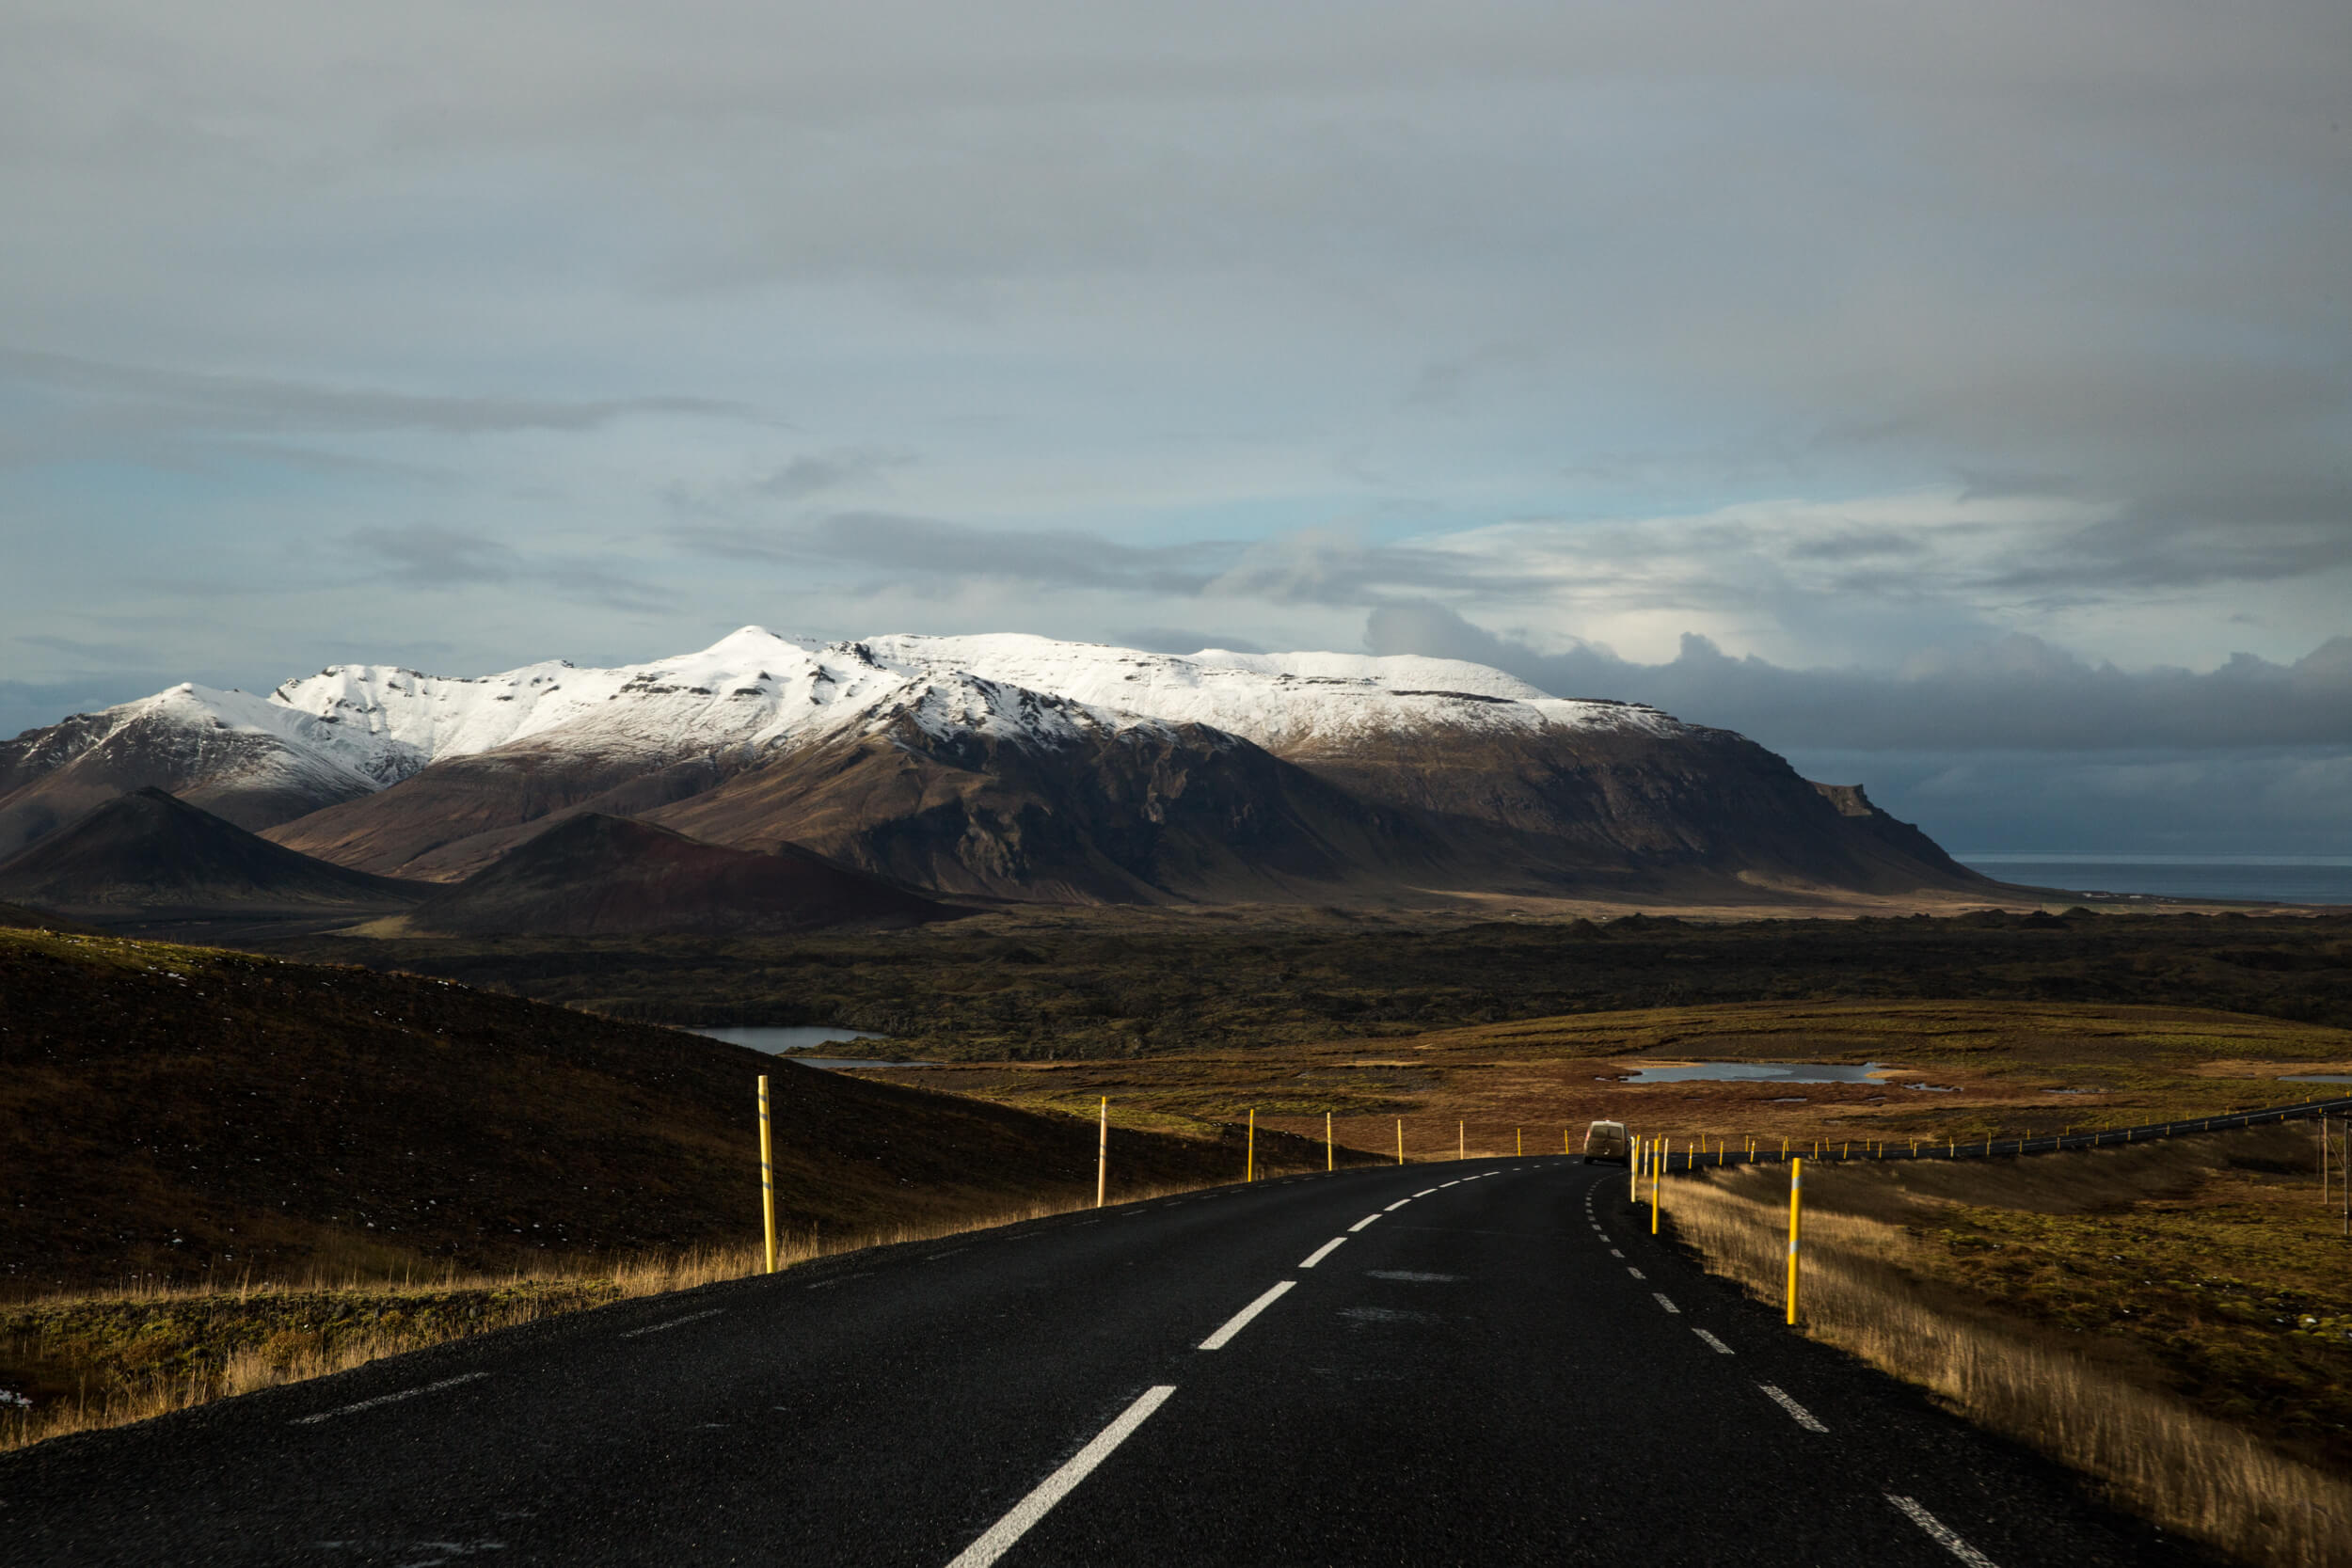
[1958,854,2352,905]
[1620,1062,1887,1085]
[672,1024,892,1054]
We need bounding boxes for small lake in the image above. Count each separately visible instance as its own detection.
[1620,1062,1889,1085]
[670,1024,914,1062]
[2282,1074,2352,1085]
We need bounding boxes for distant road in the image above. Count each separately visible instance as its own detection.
[6,1163,2201,1566]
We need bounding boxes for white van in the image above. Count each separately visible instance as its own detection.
[1581,1119,1630,1164]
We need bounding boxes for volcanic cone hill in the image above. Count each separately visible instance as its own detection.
[0,927,1314,1291]
[403,813,961,936]
[0,788,425,927]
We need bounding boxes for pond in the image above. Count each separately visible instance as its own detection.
[2281,1074,2352,1085]
[1618,1061,1891,1085]
[670,1023,916,1062]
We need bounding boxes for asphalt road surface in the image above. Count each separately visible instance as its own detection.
[4,1161,2217,1566]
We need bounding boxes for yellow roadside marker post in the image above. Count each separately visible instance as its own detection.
[757,1075,777,1275]
[1565,1128,1573,1156]
[1326,1112,1334,1172]
[1650,1139,1664,1234]
[1629,1137,1641,1201]
[1096,1097,1109,1209]
[1518,1127,1523,1157]
[1458,1121,1466,1161]
[1786,1157,1804,1325]
[1396,1118,1405,1165]
[1247,1108,1256,1181]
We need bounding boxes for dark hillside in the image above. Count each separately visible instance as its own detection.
[405,813,960,936]
[0,788,424,920]
[0,900,89,933]
[0,929,1316,1292]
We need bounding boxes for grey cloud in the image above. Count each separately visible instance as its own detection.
[0,349,744,448]
[1781,747,2352,857]
[674,512,1243,597]
[755,448,915,500]
[1365,601,2352,752]
[345,525,673,613]
[673,513,1534,610]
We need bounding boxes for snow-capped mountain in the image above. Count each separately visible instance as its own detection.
[250,626,1678,775]
[0,628,1986,907]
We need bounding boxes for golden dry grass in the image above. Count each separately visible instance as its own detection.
[1663,1144,2352,1568]
[0,1169,1282,1456]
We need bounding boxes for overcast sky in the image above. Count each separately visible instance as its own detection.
[4,1,2347,851]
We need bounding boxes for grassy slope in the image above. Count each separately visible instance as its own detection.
[262,906,2352,1059]
[0,927,1336,1297]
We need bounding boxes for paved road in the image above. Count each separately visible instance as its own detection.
[5,1162,2212,1566]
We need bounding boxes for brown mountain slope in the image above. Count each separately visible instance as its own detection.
[0,927,1318,1291]
[0,702,374,861]
[404,814,961,936]
[262,745,750,881]
[1289,722,1994,899]
[0,789,426,921]
[644,713,1445,905]
[254,698,1990,911]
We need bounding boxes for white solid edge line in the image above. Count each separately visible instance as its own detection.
[944,1385,1179,1568]
[1652,1292,1680,1314]
[292,1371,487,1425]
[1298,1237,1347,1269]
[1383,1198,1412,1212]
[1692,1328,1735,1354]
[1199,1279,1297,1350]
[1885,1495,1999,1567]
[1348,1213,1384,1232]
[1758,1383,1828,1432]
[620,1307,723,1338]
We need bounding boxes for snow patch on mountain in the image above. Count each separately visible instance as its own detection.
[21,683,394,797]
[859,632,1683,752]
[22,626,1692,817]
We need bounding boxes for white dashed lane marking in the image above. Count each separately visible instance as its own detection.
[292,1372,487,1426]
[1348,1213,1384,1232]
[1413,1189,1438,1197]
[1383,1199,1413,1212]
[1626,1267,1645,1279]
[944,1386,1178,1568]
[620,1308,723,1338]
[1652,1293,1680,1315]
[1692,1328,1735,1355]
[1297,1238,1348,1269]
[1885,1496,1999,1566]
[1758,1383,1828,1432]
[1199,1280,1297,1351]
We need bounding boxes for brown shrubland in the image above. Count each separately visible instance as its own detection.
[1662,1132,2352,1568]
[0,1174,1263,1456]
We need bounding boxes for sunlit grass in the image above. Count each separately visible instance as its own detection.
[1661,1125,2352,1568]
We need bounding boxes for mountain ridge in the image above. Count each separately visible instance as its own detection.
[0,628,1998,910]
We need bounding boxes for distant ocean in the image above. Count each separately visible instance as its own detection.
[1957,854,2352,906]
